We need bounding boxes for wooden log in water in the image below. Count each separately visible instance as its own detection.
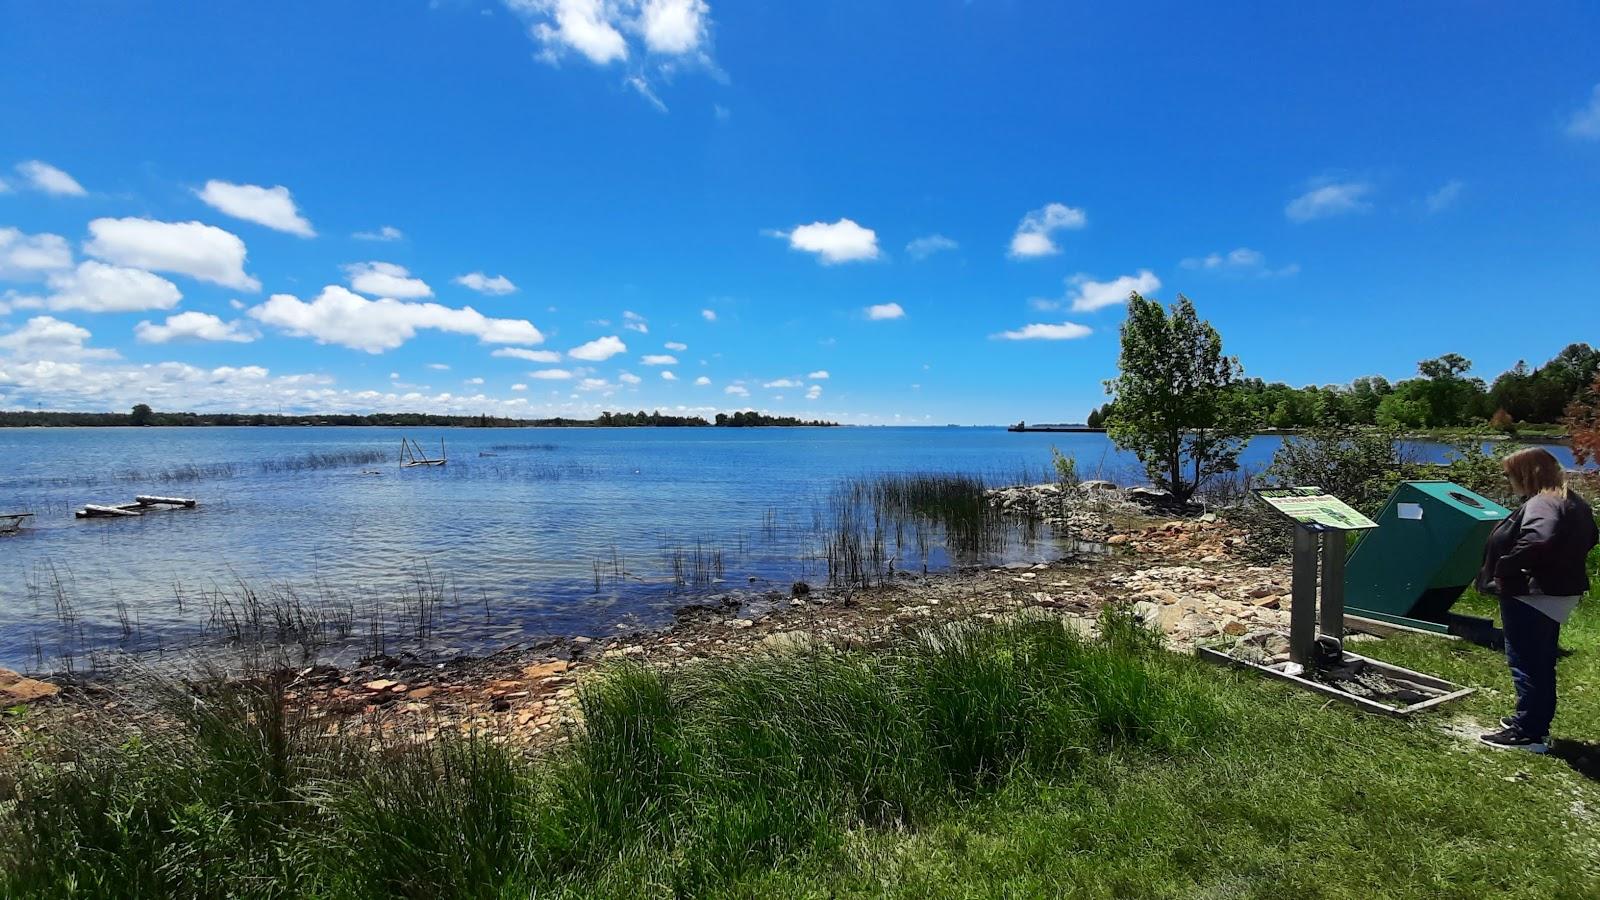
[134,495,198,508]
[78,504,143,518]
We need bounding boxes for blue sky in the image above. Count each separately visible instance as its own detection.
[1,2,1597,425]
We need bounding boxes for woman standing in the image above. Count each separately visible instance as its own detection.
[1478,447,1598,753]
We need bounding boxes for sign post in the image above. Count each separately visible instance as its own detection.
[1254,487,1378,668]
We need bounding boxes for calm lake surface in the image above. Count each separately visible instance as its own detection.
[0,427,1575,672]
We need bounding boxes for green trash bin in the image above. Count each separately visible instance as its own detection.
[1343,480,1510,641]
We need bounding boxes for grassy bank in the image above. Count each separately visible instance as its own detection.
[5,590,1600,897]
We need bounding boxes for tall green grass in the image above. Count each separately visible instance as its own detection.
[0,609,1222,898]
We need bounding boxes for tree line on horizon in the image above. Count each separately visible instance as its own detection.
[0,405,840,429]
[1086,342,1599,433]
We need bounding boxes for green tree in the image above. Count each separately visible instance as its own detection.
[129,404,154,426]
[1103,293,1247,504]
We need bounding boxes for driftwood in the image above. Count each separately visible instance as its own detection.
[135,495,198,508]
[76,496,198,519]
[78,504,142,518]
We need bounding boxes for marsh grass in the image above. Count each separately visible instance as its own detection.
[0,610,1222,898]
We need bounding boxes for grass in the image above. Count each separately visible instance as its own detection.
[6,582,1600,897]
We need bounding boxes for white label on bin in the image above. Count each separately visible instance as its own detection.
[1398,502,1424,521]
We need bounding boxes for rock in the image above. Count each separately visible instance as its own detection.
[361,679,397,693]
[1198,512,1219,524]
[1251,594,1282,609]
[1222,620,1249,637]
[1107,534,1132,546]
[523,661,569,680]
[729,619,755,629]
[1079,480,1118,493]
[408,686,438,701]
[1247,585,1276,599]
[0,668,60,704]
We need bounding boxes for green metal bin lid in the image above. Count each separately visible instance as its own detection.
[1401,481,1510,521]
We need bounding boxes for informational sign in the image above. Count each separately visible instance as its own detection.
[1255,486,1379,531]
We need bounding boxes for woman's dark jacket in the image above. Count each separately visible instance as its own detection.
[1479,490,1598,598]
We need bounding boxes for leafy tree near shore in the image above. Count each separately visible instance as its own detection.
[1567,373,1600,466]
[1103,293,1248,503]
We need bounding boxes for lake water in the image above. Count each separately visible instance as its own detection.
[0,427,1575,672]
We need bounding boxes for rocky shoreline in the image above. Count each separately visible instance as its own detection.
[3,488,1315,753]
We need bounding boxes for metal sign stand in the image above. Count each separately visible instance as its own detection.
[1197,487,1474,717]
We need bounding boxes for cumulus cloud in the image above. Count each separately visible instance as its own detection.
[455,272,517,295]
[664,341,687,351]
[354,226,404,241]
[641,353,677,365]
[0,315,117,359]
[1008,203,1086,258]
[1033,270,1161,313]
[806,384,822,400]
[763,378,801,388]
[45,261,182,313]
[135,311,255,344]
[807,370,829,380]
[623,310,649,332]
[511,383,528,391]
[694,376,710,386]
[1179,248,1298,277]
[85,217,259,290]
[345,261,432,299]
[773,218,880,264]
[568,334,627,361]
[1567,83,1600,140]
[993,321,1093,341]
[492,347,563,362]
[865,302,905,320]
[15,160,86,196]
[509,0,712,65]
[701,308,716,321]
[248,285,544,353]
[0,228,73,280]
[619,371,643,384]
[196,180,314,237]
[1285,179,1373,222]
[724,384,749,397]
[661,370,677,381]
[905,234,958,260]
[530,368,575,380]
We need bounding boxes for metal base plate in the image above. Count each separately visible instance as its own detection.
[1197,646,1475,717]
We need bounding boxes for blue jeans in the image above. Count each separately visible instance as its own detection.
[1500,596,1561,738]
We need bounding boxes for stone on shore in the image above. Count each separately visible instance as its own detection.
[0,668,60,705]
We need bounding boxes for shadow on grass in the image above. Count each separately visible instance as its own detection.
[1548,739,1600,782]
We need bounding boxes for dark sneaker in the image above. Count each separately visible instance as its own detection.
[1501,716,1515,730]
[1479,726,1547,754]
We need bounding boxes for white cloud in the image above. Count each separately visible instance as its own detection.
[354,225,404,241]
[641,353,677,365]
[15,160,86,196]
[619,371,643,384]
[454,271,517,295]
[1425,180,1464,213]
[806,384,822,400]
[993,321,1093,341]
[1285,180,1373,222]
[661,370,678,381]
[807,370,829,380]
[664,340,687,351]
[701,308,717,321]
[905,234,958,260]
[763,378,801,388]
[1567,83,1600,140]
[492,347,562,362]
[0,228,73,280]
[530,368,575,380]
[577,377,612,392]
[865,302,905,320]
[514,0,628,63]
[248,285,544,353]
[135,311,255,344]
[724,384,749,397]
[511,383,528,391]
[196,180,314,237]
[45,261,182,313]
[623,310,649,332]
[345,261,432,299]
[1008,203,1086,258]
[775,218,880,264]
[1057,270,1160,313]
[1179,248,1299,278]
[694,375,710,386]
[85,217,259,290]
[0,315,116,359]
[640,0,708,53]
[428,363,451,370]
[568,334,627,361]
[465,377,485,385]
